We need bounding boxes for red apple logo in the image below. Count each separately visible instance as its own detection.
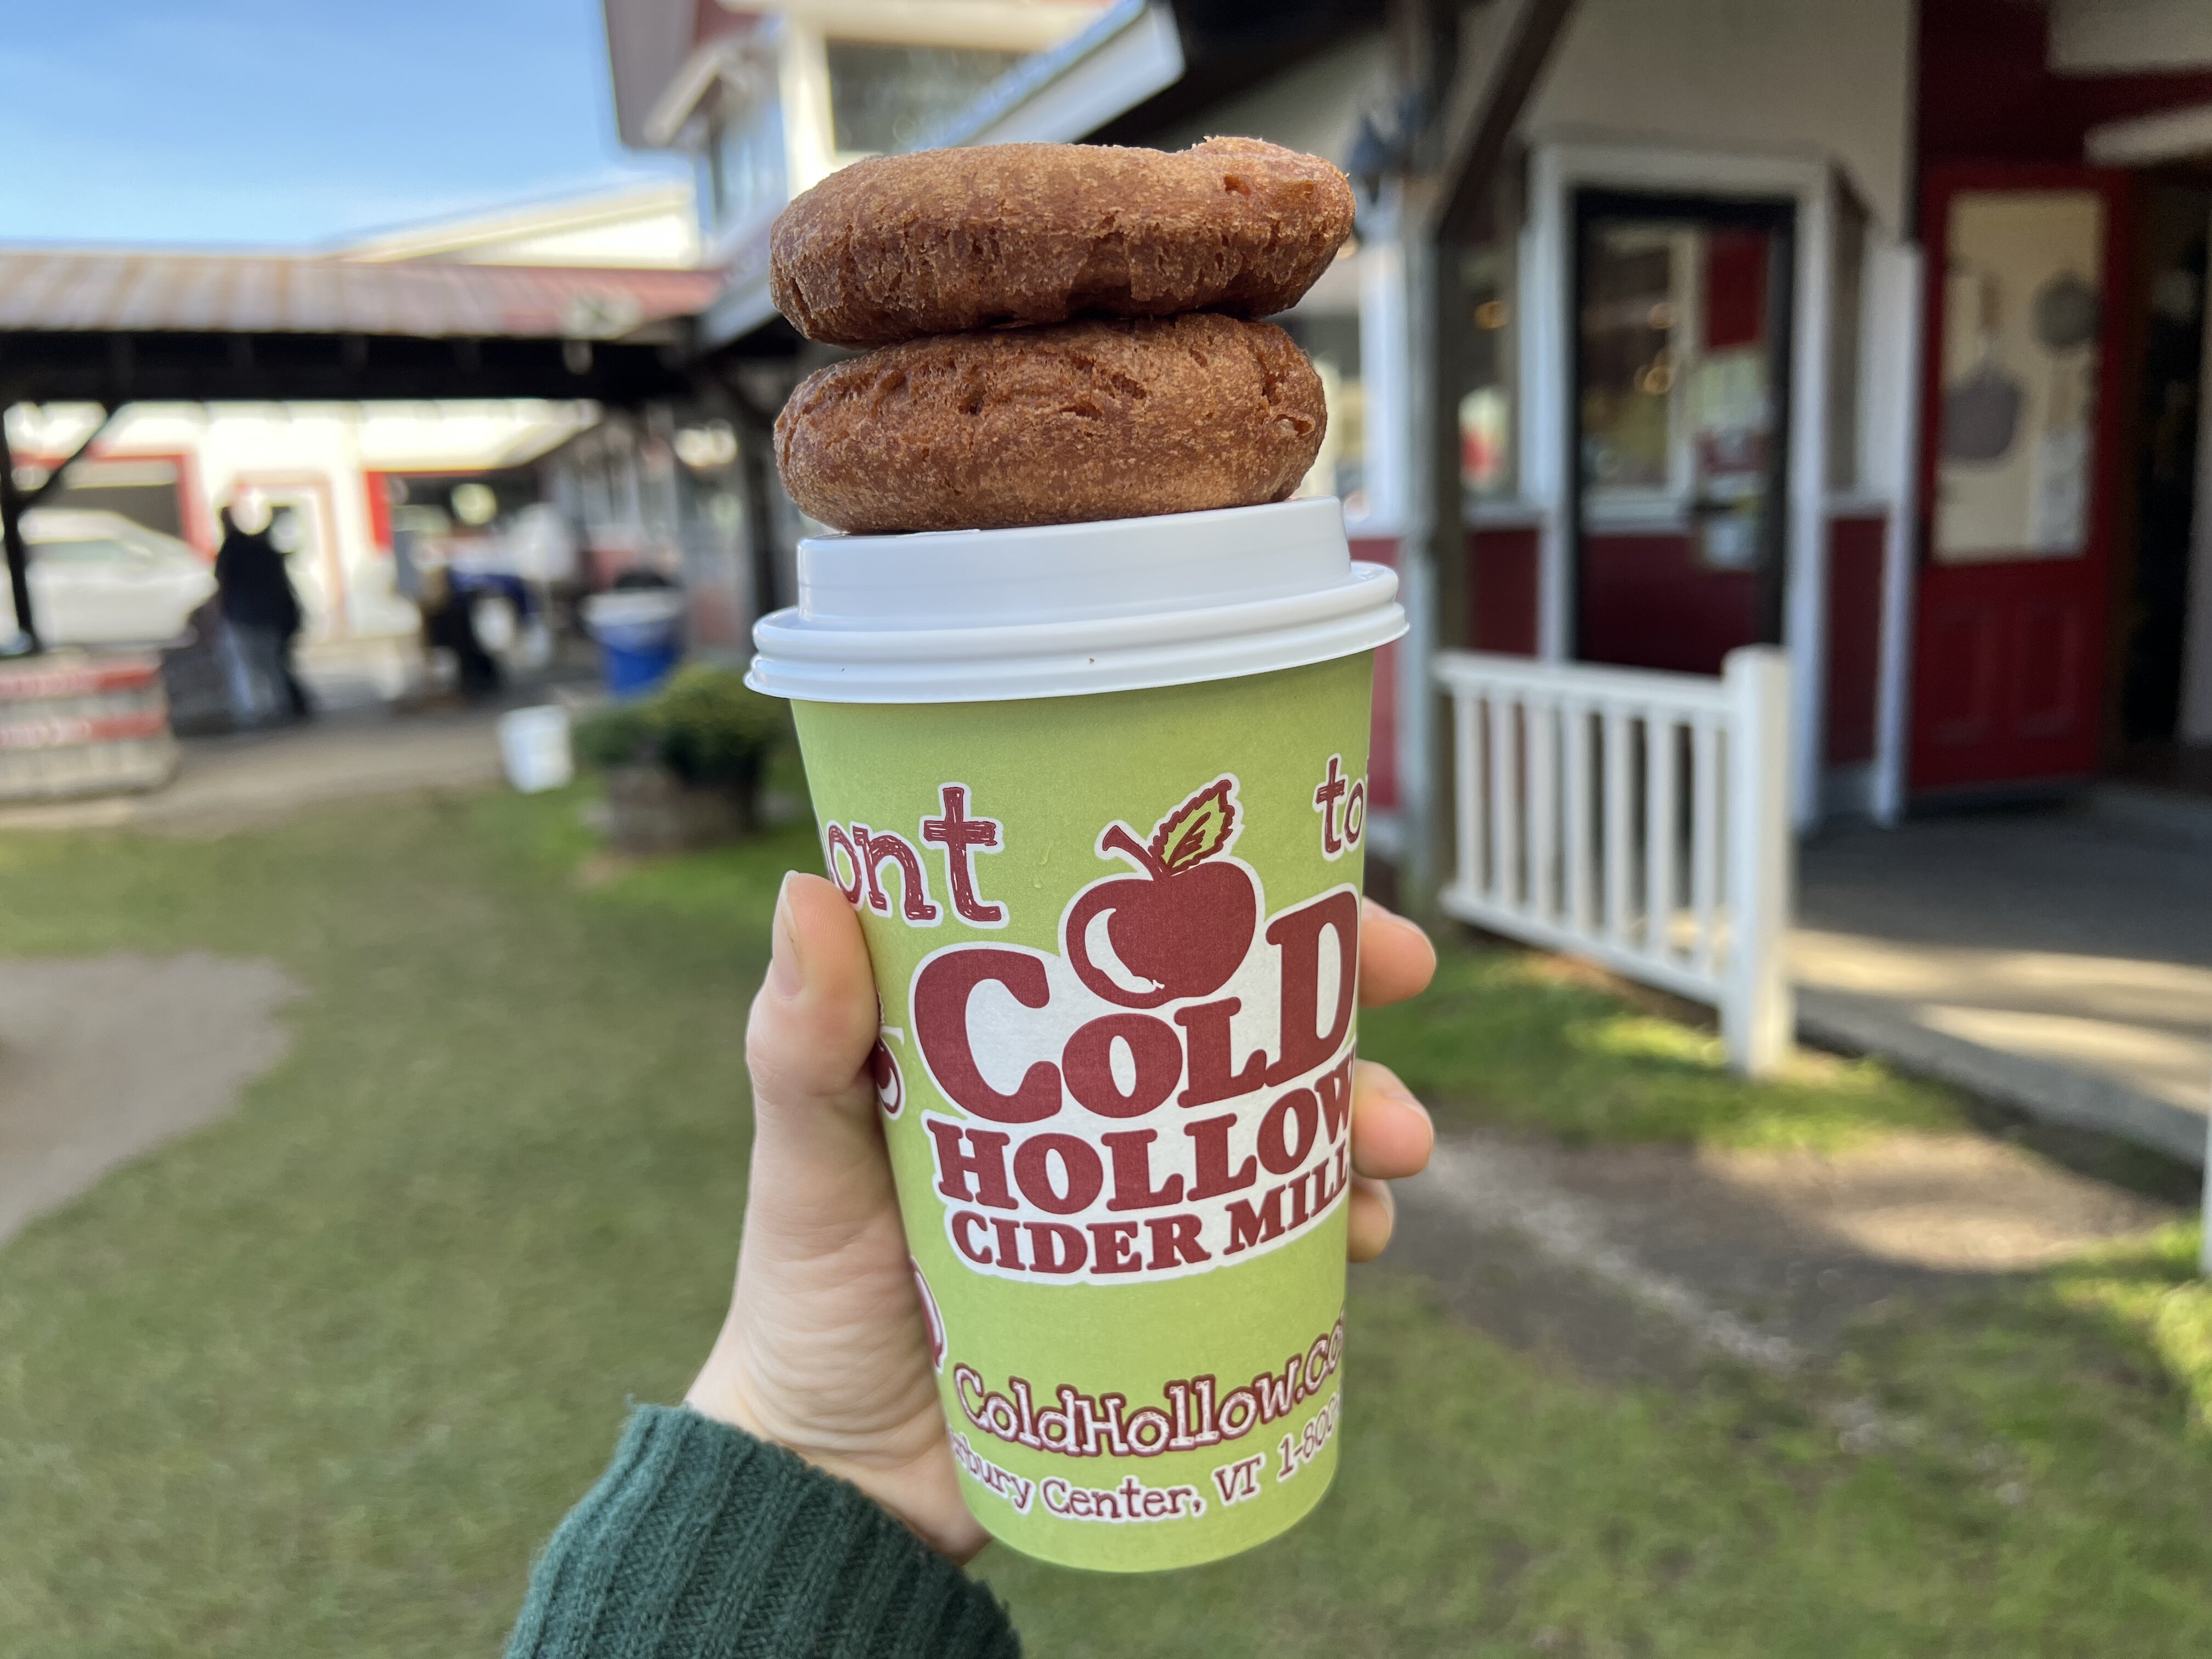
[1065,777,1259,1008]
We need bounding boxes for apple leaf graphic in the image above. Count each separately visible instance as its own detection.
[1149,777,1238,873]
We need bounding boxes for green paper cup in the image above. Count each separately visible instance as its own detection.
[749,499,1404,1571]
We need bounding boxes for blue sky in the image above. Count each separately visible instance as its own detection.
[0,0,683,249]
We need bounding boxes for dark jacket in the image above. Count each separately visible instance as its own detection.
[214,528,302,635]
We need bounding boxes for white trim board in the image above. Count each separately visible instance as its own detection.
[2183,203,2212,745]
[929,1,1181,149]
[2087,102,2212,168]
[1865,239,1924,826]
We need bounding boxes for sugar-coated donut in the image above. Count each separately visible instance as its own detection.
[770,138,1356,348]
[774,313,1327,534]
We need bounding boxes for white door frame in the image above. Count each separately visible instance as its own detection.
[1522,138,1836,828]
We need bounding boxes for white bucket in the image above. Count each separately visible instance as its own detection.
[497,704,573,793]
[745,497,1404,703]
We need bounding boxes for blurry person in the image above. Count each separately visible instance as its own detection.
[214,496,312,726]
[418,565,502,701]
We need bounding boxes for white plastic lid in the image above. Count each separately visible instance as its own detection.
[746,497,1405,704]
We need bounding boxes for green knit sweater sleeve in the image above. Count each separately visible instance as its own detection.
[506,1406,1022,1659]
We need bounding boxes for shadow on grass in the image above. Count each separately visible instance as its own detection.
[1361,940,1966,1152]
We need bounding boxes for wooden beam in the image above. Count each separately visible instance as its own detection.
[1435,0,1578,242]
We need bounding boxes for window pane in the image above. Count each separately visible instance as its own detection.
[1933,189,2103,562]
[31,539,140,565]
[1579,227,1680,493]
[1578,210,1786,574]
[714,99,787,234]
[1459,246,1515,498]
[826,41,1025,155]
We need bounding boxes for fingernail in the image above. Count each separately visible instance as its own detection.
[765,872,804,999]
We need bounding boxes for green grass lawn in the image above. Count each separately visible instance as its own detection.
[1,788,2207,1656]
[1361,942,1968,1151]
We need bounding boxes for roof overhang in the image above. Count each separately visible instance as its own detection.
[0,253,723,405]
[644,30,782,149]
[715,1,1109,53]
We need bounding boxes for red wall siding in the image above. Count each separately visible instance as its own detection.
[1824,515,1887,766]
[1352,536,1400,812]
[1703,230,1769,350]
[1921,0,2212,169]
[1578,534,1758,676]
[1469,524,1540,656]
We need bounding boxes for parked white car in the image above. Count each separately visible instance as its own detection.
[1,509,217,646]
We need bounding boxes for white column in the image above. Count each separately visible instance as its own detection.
[1521,145,1571,663]
[2200,1102,2211,1278]
[2181,206,2212,744]
[1393,182,1444,909]
[1784,174,1836,832]
[1723,645,1794,1075]
[1358,236,1410,536]
[1865,237,1926,825]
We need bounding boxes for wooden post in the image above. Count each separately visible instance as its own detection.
[1388,0,1578,918]
[1722,646,1794,1075]
[2200,1101,2210,1278]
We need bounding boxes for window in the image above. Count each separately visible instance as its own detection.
[703,92,787,237]
[826,41,1025,155]
[1579,224,1688,496]
[28,538,140,566]
[1574,196,1792,577]
[1459,245,1517,499]
[1933,189,2104,562]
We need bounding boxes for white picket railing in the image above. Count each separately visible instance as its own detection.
[1434,646,1795,1076]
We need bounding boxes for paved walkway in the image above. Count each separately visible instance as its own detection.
[0,954,300,1247]
[1796,809,2212,1167]
[0,705,509,837]
[1377,1126,2188,1387]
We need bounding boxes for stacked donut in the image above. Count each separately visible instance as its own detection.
[768,138,1357,534]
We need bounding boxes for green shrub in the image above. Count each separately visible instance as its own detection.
[568,698,658,774]
[653,664,790,787]
[571,665,789,788]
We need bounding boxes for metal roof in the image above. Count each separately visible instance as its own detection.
[0,251,721,341]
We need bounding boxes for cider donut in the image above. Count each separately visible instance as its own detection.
[773,313,1327,534]
[770,138,1356,347]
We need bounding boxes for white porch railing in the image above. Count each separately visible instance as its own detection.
[1434,646,1795,1076]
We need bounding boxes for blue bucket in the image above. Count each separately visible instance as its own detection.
[583,591,684,698]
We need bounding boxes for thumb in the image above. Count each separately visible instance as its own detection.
[742,872,889,1237]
